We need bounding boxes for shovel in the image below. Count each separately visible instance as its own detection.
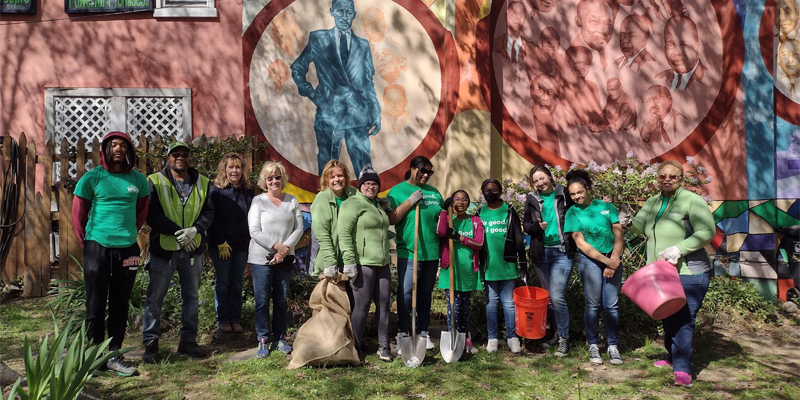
[441,207,466,363]
[401,203,428,368]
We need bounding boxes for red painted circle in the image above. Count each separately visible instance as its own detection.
[243,0,459,192]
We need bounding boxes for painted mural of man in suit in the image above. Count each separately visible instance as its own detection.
[571,0,613,70]
[615,14,656,72]
[639,84,687,145]
[778,39,800,101]
[494,0,531,64]
[602,77,636,131]
[776,0,800,40]
[291,0,381,176]
[654,15,706,92]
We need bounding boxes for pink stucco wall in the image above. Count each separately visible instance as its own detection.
[0,1,244,146]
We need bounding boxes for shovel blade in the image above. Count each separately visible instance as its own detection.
[400,336,428,368]
[440,331,466,363]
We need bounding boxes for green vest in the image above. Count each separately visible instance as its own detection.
[148,172,210,251]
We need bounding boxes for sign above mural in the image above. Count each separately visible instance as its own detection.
[65,0,152,14]
[1,0,36,14]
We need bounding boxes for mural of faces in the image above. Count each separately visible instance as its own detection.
[507,1,527,36]
[383,85,408,118]
[567,45,592,78]
[363,7,386,44]
[644,85,672,119]
[530,0,559,13]
[331,0,357,32]
[531,74,560,113]
[776,0,799,37]
[607,77,622,100]
[540,27,561,56]
[575,0,613,52]
[269,11,306,58]
[374,40,408,85]
[664,16,700,74]
[619,14,650,58]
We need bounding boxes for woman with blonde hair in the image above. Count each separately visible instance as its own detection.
[248,161,303,357]
[310,160,357,278]
[208,153,254,334]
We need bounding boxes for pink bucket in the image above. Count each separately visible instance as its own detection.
[621,261,687,320]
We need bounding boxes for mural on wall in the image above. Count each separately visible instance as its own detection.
[243,0,458,192]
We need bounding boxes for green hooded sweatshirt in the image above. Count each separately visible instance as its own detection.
[310,186,358,275]
[337,191,391,267]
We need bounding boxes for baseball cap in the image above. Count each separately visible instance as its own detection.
[168,141,190,155]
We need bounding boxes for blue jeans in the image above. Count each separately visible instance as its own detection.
[142,251,203,344]
[485,280,517,340]
[397,258,438,334]
[577,253,622,346]
[445,290,472,333]
[210,248,247,324]
[662,271,711,375]
[251,263,291,342]
[534,247,574,339]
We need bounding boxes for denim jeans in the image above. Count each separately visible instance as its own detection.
[209,248,247,324]
[251,262,291,342]
[577,253,622,346]
[485,280,517,340]
[142,251,203,344]
[662,271,711,375]
[397,258,438,334]
[533,247,574,339]
[445,290,472,333]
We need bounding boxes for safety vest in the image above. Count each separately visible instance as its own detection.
[148,171,210,251]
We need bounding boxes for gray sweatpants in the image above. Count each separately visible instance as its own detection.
[351,264,391,349]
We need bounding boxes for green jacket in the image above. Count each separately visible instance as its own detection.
[310,186,357,275]
[630,187,715,274]
[337,191,391,267]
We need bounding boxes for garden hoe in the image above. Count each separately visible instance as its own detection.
[401,204,427,368]
[440,207,465,363]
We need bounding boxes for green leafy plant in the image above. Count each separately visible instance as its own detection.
[703,276,779,323]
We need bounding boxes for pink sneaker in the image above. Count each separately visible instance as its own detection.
[653,360,672,368]
[465,338,479,355]
[674,371,692,387]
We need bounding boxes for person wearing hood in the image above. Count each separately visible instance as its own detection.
[142,141,214,364]
[72,131,150,376]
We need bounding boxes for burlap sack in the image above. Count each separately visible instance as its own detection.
[287,272,360,369]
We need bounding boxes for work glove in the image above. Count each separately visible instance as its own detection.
[618,210,632,227]
[343,264,358,279]
[218,242,232,260]
[408,189,423,206]
[443,197,454,210]
[175,227,198,247]
[183,239,198,253]
[377,197,392,213]
[323,265,337,278]
[658,246,682,266]
[519,264,529,281]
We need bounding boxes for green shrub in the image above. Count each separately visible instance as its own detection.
[702,276,779,323]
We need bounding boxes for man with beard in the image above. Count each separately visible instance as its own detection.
[72,132,150,377]
[654,16,706,91]
[563,46,604,131]
[778,39,800,100]
[142,142,214,364]
[614,14,656,72]
[571,0,613,70]
[639,85,687,144]
[602,78,636,131]
[530,74,563,155]
[495,0,531,64]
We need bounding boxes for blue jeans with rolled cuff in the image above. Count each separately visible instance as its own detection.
[534,247,574,339]
[485,279,517,340]
[577,252,622,346]
[251,262,291,343]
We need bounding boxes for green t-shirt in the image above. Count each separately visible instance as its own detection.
[480,203,519,281]
[387,181,443,261]
[73,167,150,248]
[540,190,561,246]
[438,216,483,291]
[564,199,619,254]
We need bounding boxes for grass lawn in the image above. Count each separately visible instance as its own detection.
[2,296,800,399]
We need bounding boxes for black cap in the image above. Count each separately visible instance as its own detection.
[358,165,381,191]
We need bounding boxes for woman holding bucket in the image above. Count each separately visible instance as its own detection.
[563,169,625,365]
[436,190,484,355]
[629,160,715,387]
[522,165,575,357]
[477,178,527,354]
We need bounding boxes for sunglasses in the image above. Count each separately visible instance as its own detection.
[418,168,435,176]
[658,174,682,181]
[170,152,190,159]
[266,176,283,182]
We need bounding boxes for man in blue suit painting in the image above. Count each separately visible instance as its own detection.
[291,0,382,176]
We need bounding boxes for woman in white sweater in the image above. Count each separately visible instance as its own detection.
[248,161,303,358]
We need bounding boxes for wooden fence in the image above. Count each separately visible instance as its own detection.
[0,132,259,297]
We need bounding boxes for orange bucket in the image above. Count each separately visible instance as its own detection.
[513,286,549,339]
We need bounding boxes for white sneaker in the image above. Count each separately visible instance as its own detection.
[507,337,521,354]
[588,344,603,365]
[420,331,435,350]
[396,332,408,355]
[608,345,624,365]
[486,338,499,353]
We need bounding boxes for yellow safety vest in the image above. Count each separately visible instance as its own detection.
[148,171,209,251]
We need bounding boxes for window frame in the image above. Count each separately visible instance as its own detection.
[153,0,217,18]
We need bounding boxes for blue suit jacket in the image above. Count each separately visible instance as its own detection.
[291,28,381,132]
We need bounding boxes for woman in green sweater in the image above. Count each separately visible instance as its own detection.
[630,160,716,387]
[310,160,357,278]
[338,166,392,362]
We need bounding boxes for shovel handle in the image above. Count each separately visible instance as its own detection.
[412,203,420,309]
[448,207,456,308]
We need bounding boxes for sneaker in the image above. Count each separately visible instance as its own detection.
[377,346,393,362]
[420,331,435,350]
[142,340,159,365]
[396,332,408,355]
[674,371,692,387]
[177,341,207,358]
[218,323,232,333]
[588,344,602,364]
[608,345,624,365]
[257,338,270,358]
[106,356,137,377]
[554,338,569,357]
[653,360,672,368]
[507,337,521,354]
[465,338,479,355]
[486,338,499,353]
[543,332,560,349]
[273,339,292,354]
[231,323,244,333]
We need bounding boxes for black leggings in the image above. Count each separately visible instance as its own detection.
[350,265,391,349]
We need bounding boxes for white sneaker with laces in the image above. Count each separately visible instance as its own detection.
[396,332,408,355]
[420,331,434,350]
[507,337,521,354]
[588,344,603,365]
[608,345,624,365]
[486,338,499,353]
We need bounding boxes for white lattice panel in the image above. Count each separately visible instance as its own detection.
[126,97,185,142]
[53,97,110,179]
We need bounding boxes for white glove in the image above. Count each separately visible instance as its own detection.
[343,264,358,279]
[408,190,423,205]
[658,246,682,265]
[618,211,631,227]
[323,265,337,278]
[176,227,198,247]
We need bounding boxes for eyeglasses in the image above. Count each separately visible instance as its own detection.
[418,168,435,176]
[453,197,469,202]
[170,152,190,159]
[266,176,283,182]
[362,182,379,188]
[658,174,682,181]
